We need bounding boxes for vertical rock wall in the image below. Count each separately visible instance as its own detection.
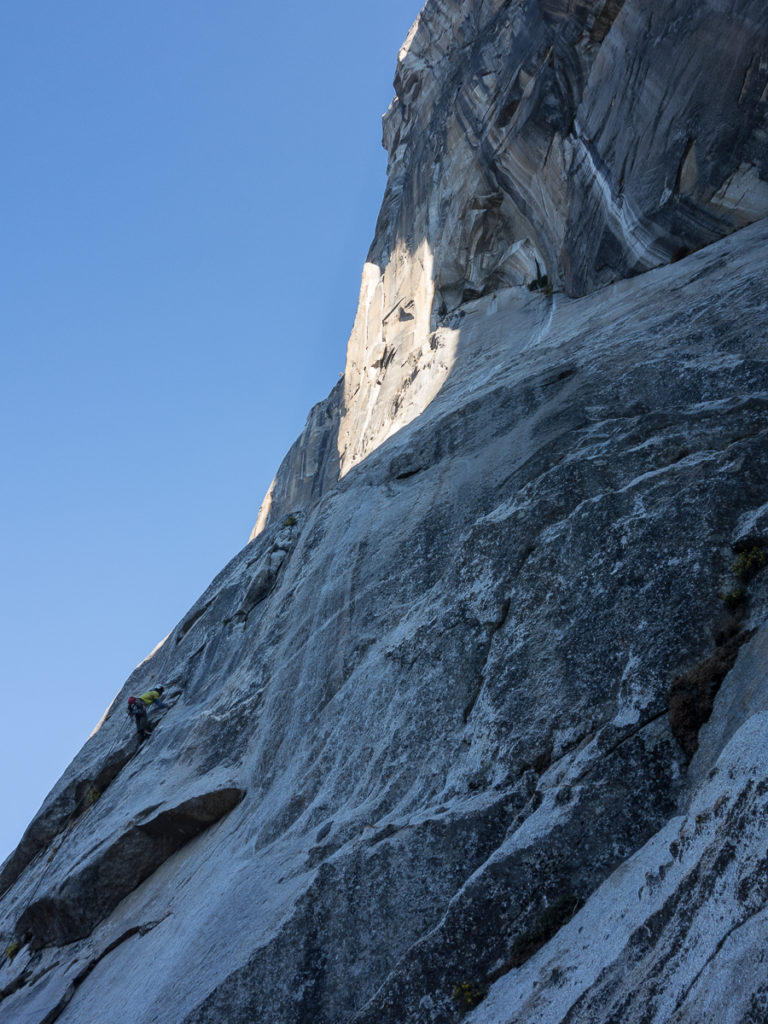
[334,0,768,483]
[257,0,768,530]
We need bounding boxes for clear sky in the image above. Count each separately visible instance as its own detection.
[0,1,424,866]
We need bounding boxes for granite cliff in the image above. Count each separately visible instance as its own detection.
[2,2,768,1023]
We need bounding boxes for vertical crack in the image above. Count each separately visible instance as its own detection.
[463,597,511,723]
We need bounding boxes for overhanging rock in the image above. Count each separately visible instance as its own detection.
[16,788,245,949]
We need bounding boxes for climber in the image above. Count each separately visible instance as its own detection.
[127,686,168,739]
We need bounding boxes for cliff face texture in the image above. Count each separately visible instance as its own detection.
[3,3,768,1023]
[336,0,768,477]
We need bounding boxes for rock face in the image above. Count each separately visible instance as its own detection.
[336,0,768,478]
[2,3,768,1024]
[251,379,344,539]
[468,700,768,1024]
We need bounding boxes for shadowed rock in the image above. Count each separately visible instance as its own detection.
[16,788,245,948]
[0,739,139,899]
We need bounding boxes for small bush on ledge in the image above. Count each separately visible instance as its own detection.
[732,544,767,583]
[452,980,486,1012]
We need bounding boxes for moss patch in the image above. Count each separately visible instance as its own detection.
[4,939,20,962]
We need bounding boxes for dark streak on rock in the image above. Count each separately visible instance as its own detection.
[669,628,756,758]
[463,598,512,724]
[176,599,215,646]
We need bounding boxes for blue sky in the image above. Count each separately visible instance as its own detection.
[0,1,424,865]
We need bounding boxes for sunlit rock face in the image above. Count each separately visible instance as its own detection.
[2,3,768,1024]
[331,0,768,478]
[378,0,768,302]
